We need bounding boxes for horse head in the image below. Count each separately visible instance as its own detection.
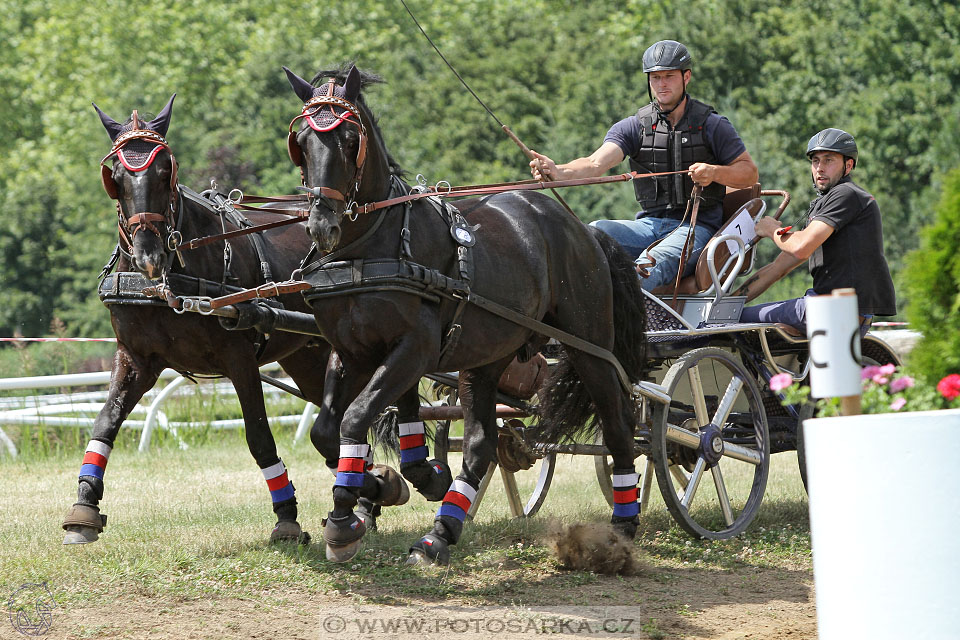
[95,95,179,279]
[283,64,389,253]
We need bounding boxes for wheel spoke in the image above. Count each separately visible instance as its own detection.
[680,457,706,508]
[638,456,654,513]
[712,376,744,426]
[687,365,710,425]
[670,464,690,491]
[721,441,763,465]
[711,464,735,526]
[665,423,701,448]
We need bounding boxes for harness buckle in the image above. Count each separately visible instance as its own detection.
[228,189,243,205]
[191,296,215,315]
[167,230,182,252]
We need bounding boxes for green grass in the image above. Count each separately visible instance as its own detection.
[0,437,811,611]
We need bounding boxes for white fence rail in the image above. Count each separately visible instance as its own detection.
[0,366,317,458]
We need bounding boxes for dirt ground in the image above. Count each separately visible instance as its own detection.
[46,563,815,640]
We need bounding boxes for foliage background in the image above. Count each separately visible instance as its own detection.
[1,0,958,339]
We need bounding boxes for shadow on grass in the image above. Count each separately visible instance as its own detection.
[266,497,813,618]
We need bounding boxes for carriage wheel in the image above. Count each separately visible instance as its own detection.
[651,347,770,539]
[796,334,902,492]
[429,384,555,518]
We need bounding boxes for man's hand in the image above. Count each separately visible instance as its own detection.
[529,151,558,181]
[688,162,717,186]
[754,216,783,239]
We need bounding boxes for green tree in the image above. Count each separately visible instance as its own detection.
[902,168,960,381]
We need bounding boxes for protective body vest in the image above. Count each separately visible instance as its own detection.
[628,97,726,215]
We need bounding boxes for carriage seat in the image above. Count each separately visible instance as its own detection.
[654,183,762,296]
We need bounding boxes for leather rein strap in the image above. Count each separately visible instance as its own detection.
[175,168,691,251]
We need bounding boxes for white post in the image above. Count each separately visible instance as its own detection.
[805,287,862,415]
[293,403,318,445]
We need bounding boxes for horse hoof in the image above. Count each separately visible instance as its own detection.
[611,517,639,540]
[355,499,380,533]
[370,464,410,506]
[325,538,363,563]
[406,533,450,566]
[62,525,100,545]
[270,521,311,545]
[62,504,105,545]
[422,459,453,502]
[322,512,366,563]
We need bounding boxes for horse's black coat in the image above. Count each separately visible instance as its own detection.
[286,64,649,561]
[66,99,338,540]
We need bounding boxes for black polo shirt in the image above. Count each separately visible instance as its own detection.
[807,176,897,316]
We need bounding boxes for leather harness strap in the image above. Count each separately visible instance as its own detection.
[669,184,703,310]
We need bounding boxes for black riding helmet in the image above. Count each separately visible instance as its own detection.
[642,40,692,73]
[806,128,858,168]
[642,40,692,114]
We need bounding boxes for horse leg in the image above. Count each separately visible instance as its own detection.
[324,348,430,563]
[228,360,309,544]
[407,362,507,566]
[302,351,409,533]
[568,352,642,539]
[62,345,161,544]
[394,386,452,502]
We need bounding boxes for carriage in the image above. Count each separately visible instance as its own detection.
[72,64,900,564]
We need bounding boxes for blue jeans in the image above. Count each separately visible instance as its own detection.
[741,289,873,336]
[590,217,715,291]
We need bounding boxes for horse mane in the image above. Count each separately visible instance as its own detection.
[310,63,405,178]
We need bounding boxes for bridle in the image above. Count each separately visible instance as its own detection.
[100,111,181,254]
[286,79,368,214]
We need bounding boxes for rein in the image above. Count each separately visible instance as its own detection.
[172,168,690,250]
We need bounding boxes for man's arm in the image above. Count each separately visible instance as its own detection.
[689,150,758,189]
[529,142,625,181]
[733,251,806,302]
[755,217,835,260]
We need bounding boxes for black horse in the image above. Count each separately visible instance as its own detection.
[61,95,408,545]
[283,64,648,565]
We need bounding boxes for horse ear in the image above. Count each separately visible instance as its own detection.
[93,102,124,142]
[343,64,361,102]
[146,94,176,137]
[283,66,316,103]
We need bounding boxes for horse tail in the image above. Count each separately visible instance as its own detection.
[536,227,648,442]
[370,385,441,459]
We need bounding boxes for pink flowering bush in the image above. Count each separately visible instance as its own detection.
[771,365,960,417]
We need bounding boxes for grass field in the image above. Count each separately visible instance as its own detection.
[0,434,811,615]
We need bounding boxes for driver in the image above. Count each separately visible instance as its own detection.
[528,39,758,291]
[736,128,896,333]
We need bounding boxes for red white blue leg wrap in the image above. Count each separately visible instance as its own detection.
[398,421,428,465]
[261,459,295,504]
[79,440,111,480]
[437,478,478,523]
[612,469,640,518]
[335,444,371,489]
